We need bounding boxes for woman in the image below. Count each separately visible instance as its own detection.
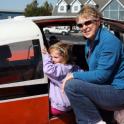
[62,5,124,124]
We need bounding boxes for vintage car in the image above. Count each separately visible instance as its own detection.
[0,16,123,124]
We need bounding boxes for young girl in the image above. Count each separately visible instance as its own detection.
[42,42,80,116]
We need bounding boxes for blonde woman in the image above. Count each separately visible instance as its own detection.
[62,5,124,124]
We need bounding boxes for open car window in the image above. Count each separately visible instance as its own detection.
[43,25,85,46]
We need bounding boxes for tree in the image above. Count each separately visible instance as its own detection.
[24,0,53,16]
[40,1,53,16]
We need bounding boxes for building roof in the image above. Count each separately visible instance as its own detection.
[119,0,124,6]
[56,0,124,7]
[53,0,124,16]
[93,0,109,10]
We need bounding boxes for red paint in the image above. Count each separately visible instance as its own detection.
[9,50,34,61]
[50,111,76,124]
[0,96,49,124]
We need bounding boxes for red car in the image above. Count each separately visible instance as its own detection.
[0,16,123,124]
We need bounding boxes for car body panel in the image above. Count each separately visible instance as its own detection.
[0,95,48,124]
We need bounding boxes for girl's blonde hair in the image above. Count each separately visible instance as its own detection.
[49,42,72,64]
[77,4,102,19]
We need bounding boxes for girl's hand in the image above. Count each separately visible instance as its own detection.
[41,48,48,54]
[62,73,73,93]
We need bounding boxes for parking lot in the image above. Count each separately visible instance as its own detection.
[45,32,85,45]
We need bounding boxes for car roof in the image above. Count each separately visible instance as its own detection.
[0,18,41,45]
[30,16,77,27]
[101,18,124,33]
[0,16,77,45]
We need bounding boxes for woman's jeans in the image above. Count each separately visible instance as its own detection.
[64,79,124,124]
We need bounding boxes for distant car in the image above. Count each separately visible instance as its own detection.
[43,26,70,35]
[70,29,80,33]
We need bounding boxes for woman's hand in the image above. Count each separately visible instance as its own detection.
[62,73,73,93]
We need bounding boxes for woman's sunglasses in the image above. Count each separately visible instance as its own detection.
[77,19,97,28]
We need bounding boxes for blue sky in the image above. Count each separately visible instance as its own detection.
[0,0,58,11]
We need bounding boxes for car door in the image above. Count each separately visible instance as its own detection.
[0,39,49,124]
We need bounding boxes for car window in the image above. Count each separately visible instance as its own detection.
[42,24,88,70]
[43,25,84,46]
[0,39,44,84]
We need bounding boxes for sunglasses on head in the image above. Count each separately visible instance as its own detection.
[77,19,97,28]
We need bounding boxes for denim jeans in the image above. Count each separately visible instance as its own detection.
[64,79,124,124]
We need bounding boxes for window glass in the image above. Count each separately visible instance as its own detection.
[103,10,109,18]
[60,6,64,11]
[110,11,118,20]
[43,25,83,47]
[104,0,124,20]
[119,4,124,11]
[103,5,110,18]
[104,5,109,11]
[119,4,124,20]
[0,39,43,84]
[119,11,124,20]
[74,6,78,11]
[110,0,118,10]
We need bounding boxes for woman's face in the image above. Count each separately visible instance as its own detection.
[77,16,100,41]
[50,50,64,64]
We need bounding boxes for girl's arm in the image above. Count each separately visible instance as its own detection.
[42,52,65,79]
